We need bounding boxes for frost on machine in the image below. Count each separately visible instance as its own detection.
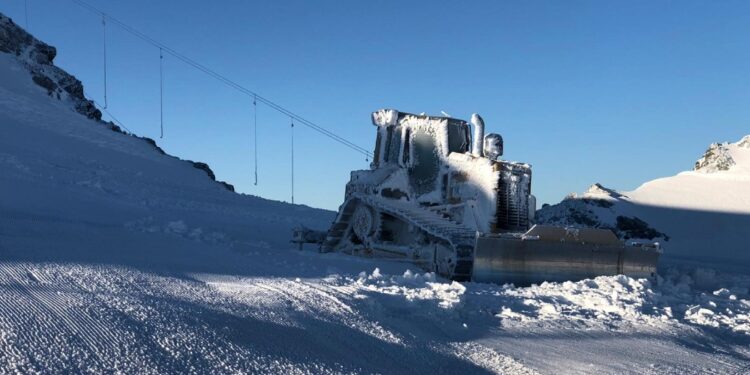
[294,109,661,285]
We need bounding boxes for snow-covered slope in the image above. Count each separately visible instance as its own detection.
[630,136,750,213]
[0,13,100,120]
[1,13,749,374]
[538,136,750,268]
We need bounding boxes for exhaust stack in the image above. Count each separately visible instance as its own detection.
[471,113,485,157]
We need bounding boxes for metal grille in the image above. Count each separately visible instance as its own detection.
[496,162,532,232]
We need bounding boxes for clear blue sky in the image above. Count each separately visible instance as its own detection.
[3,0,749,210]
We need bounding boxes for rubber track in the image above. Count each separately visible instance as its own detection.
[324,194,476,280]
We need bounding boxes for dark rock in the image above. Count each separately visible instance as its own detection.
[106,121,124,134]
[616,216,669,241]
[34,43,55,63]
[59,75,84,98]
[138,137,166,155]
[189,161,234,192]
[581,198,614,208]
[31,74,57,94]
[694,143,734,172]
[0,16,33,55]
[1,12,237,196]
[191,162,216,180]
[0,13,99,120]
[74,101,102,121]
[219,181,235,192]
[568,208,600,227]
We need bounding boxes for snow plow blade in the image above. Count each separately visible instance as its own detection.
[472,225,660,285]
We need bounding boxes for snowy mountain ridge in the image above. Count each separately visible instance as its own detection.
[693,135,750,174]
[0,13,100,120]
[536,183,669,243]
[628,134,750,213]
[0,13,241,192]
[538,134,750,266]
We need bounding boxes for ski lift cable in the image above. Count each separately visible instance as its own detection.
[68,0,372,158]
[253,95,258,186]
[24,0,29,30]
[159,47,164,138]
[87,97,133,134]
[70,0,370,157]
[101,14,108,109]
[291,117,295,204]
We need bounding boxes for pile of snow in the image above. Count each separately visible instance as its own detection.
[654,268,750,335]
[337,267,750,336]
[355,268,467,308]
[496,276,669,328]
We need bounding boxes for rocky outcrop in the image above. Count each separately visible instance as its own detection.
[615,216,668,241]
[188,161,235,192]
[584,183,623,199]
[0,14,101,120]
[694,142,735,173]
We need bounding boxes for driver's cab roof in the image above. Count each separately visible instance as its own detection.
[370,109,472,169]
[371,109,469,128]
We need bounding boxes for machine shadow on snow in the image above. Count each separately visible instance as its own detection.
[616,201,750,274]
[481,328,750,368]
[2,200,749,282]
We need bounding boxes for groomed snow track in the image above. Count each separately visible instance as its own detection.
[0,262,543,374]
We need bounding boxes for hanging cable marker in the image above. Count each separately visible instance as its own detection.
[24,0,29,30]
[102,14,108,108]
[159,47,164,138]
[291,117,295,204]
[253,95,258,185]
[69,0,372,159]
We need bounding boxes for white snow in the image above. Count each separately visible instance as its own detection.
[446,152,499,232]
[399,112,452,158]
[1,27,750,374]
[615,136,750,265]
[371,108,399,127]
[628,137,750,213]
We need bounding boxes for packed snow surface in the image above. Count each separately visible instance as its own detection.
[1,18,749,374]
[629,136,750,213]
